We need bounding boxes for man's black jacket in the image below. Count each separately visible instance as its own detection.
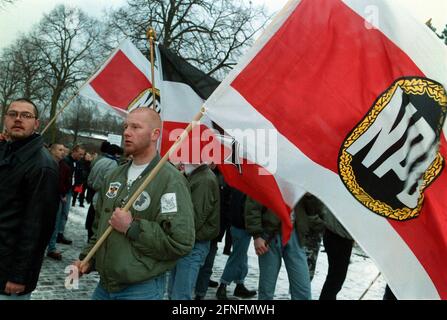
[0,134,59,295]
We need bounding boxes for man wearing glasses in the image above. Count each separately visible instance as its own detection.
[0,98,59,300]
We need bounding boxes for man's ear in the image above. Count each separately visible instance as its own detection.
[34,119,40,132]
[152,128,161,140]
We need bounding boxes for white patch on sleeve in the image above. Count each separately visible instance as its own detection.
[106,182,121,199]
[160,193,177,214]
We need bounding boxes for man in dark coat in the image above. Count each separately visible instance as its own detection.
[58,144,85,244]
[0,98,59,300]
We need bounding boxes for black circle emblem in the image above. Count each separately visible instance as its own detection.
[339,77,446,220]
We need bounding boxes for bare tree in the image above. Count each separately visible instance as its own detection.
[0,35,55,130]
[11,36,49,110]
[60,98,94,145]
[61,99,124,146]
[0,0,15,9]
[106,0,269,79]
[12,37,48,106]
[441,24,447,45]
[0,50,20,129]
[30,4,104,142]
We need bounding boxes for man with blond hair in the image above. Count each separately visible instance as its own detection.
[75,108,195,300]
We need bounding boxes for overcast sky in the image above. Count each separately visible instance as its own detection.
[0,0,446,50]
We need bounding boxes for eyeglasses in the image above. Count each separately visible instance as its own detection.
[5,111,37,120]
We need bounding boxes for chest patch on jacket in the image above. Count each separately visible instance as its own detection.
[106,182,121,198]
[161,193,177,214]
[133,191,151,211]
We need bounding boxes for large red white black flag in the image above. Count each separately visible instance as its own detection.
[204,0,447,299]
[79,39,220,158]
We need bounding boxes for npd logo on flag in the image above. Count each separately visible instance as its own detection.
[339,77,447,221]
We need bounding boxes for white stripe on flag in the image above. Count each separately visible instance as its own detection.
[79,84,108,106]
[162,81,204,123]
[342,0,447,88]
[119,39,152,81]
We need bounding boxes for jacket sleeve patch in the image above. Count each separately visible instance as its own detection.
[106,182,121,199]
[160,193,177,214]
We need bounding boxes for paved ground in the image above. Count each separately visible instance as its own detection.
[32,205,386,300]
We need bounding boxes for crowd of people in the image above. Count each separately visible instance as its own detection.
[0,98,394,300]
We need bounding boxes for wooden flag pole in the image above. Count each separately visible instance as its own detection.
[147,27,157,110]
[359,272,381,300]
[80,107,205,268]
[40,94,78,135]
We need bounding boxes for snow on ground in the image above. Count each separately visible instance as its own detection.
[33,205,387,300]
[211,234,386,300]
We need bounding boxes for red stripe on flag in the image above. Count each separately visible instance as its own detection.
[161,121,226,164]
[232,0,425,173]
[231,0,446,296]
[161,121,294,241]
[161,121,188,159]
[218,163,293,242]
[388,139,447,296]
[90,50,151,110]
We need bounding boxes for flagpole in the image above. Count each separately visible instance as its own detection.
[147,27,157,110]
[40,94,78,135]
[80,107,205,269]
[359,272,381,300]
[40,39,128,135]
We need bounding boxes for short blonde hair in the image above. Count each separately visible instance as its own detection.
[129,107,161,129]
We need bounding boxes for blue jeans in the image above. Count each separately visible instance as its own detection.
[258,230,311,300]
[168,240,210,300]
[92,273,167,300]
[220,226,251,285]
[59,190,72,234]
[47,201,63,253]
[0,293,31,300]
[195,239,218,297]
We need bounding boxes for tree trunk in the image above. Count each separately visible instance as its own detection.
[73,112,80,146]
[0,103,7,131]
[48,93,60,143]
